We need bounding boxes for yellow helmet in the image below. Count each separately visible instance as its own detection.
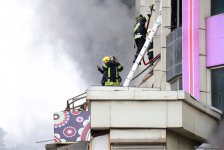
[102,56,110,64]
[136,14,143,21]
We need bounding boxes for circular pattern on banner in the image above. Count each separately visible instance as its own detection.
[71,111,81,116]
[76,116,84,123]
[54,112,70,128]
[80,122,90,141]
[63,126,76,138]
[54,114,60,120]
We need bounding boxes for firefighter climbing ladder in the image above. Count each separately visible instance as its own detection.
[123,1,162,87]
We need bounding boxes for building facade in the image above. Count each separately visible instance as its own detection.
[87,0,224,149]
[46,0,224,149]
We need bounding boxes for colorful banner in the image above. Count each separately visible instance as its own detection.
[206,14,224,67]
[54,111,90,142]
[182,0,200,100]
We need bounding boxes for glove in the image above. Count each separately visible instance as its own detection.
[114,57,118,63]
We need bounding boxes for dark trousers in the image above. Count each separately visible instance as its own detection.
[147,50,153,61]
[134,37,146,61]
[134,37,154,62]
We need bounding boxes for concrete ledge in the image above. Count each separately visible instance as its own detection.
[87,86,222,142]
[110,129,166,143]
[87,90,182,100]
[183,93,222,119]
[45,142,88,150]
[88,86,159,91]
[87,87,221,119]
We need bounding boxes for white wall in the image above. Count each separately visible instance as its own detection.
[166,130,200,150]
[91,134,110,150]
[199,0,211,105]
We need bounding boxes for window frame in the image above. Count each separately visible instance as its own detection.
[210,66,224,112]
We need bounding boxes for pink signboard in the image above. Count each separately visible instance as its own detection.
[182,0,200,100]
[206,14,224,67]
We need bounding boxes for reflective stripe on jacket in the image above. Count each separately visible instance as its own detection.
[133,15,149,39]
[102,62,123,86]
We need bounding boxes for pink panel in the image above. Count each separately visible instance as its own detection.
[182,0,200,100]
[206,14,224,67]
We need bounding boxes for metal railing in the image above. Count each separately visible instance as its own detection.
[64,91,87,111]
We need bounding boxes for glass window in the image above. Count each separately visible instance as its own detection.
[211,0,224,16]
[179,77,183,90]
[171,76,183,91]
[171,80,178,91]
[166,27,182,82]
[211,67,224,112]
[171,0,182,31]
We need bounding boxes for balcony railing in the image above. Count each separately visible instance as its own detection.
[65,92,87,111]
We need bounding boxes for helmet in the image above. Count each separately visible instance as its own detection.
[136,14,143,21]
[102,56,110,64]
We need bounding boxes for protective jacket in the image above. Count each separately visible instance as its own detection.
[133,14,151,63]
[133,15,150,39]
[98,62,123,86]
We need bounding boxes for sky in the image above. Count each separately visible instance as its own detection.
[0,0,134,149]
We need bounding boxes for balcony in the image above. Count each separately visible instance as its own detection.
[87,86,222,142]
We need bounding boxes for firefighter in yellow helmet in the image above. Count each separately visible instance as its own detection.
[97,56,123,86]
[133,5,154,63]
[133,13,152,63]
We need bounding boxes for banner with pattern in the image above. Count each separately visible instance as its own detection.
[53,111,90,142]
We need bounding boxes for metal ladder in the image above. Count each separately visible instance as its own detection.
[123,3,162,87]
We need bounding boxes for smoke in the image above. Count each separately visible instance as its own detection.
[0,128,6,148]
[1,144,38,150]
[209,118,224,147]
[0,0,135,149]
[0,128,37,150]
[33,0,135,85]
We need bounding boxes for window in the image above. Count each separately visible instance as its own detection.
[171,76,183,91]
[211,67,224,112]
[211,0,224,16]
[171,0,182,31]
[166,27,182,82]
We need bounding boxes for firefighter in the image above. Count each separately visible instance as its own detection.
[133,5,154,63]
[97,56,123,86]
[97,56,110,86]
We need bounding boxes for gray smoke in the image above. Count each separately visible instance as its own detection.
[0,1,136,149]
[0,128,36,150]
[0,144,38,150]
[0,128,6,148]
[0,127,44,150]
[209,118,224,147]
[34,0,135,85]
